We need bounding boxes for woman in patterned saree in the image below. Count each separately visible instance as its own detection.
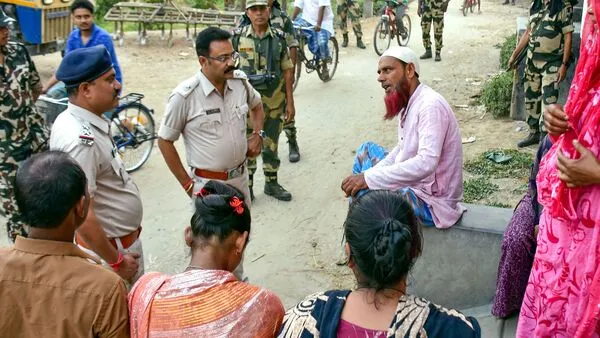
[128,180,284,337]
[279,190,481,338]
[516,1,600,336]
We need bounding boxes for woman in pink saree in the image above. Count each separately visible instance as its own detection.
[516,1,600,336]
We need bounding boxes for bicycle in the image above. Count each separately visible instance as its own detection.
[373,0,412,56]
[36,93,157,173]
[292,23,339,91]
[461,0,480,16]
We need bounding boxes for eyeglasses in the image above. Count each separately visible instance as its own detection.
[205,52,240,63]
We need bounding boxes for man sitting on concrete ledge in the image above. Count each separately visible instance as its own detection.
[341,46,465,228]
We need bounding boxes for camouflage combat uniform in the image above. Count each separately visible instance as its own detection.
[524,1,574,134]
[420,0,448,56]
[237,2,300,146]
[233,25,294,189]
[0,42,49,242]
[337,0,363,39]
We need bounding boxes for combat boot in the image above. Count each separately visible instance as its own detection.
[435,52,441,62]
[342,34,349,48]
[420,49,432,59]
[357,38,366,49]
[517,132,541,148]
[264,181,292,201]
[288,139,300,163]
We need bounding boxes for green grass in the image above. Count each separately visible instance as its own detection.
[463,177,499,203]
[464,149,533,179]
[486,201,513,208]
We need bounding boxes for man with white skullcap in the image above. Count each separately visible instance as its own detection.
[341,46,465,229]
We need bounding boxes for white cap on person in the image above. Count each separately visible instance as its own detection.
[381,46,420,76]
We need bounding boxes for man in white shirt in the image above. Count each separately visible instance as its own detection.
[292,0,334,61]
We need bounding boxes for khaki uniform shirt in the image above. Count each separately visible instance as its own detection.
[49,104,143,237]
[528,2,574,66]
[159,71,261,171]
[0,237,129,337]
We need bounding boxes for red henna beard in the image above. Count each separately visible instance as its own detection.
[383,78,411,120]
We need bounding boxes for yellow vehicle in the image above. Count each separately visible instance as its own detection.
[1,0,73,55]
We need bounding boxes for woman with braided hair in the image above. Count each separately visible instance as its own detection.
[128,180,284,337]
[279,190,481,338]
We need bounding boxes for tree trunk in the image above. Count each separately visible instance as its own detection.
[363,0,373,18]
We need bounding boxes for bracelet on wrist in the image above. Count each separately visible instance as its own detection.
[108,252,124,271]
[182,178,194,192]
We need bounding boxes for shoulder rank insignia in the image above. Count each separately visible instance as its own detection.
[79,123,95,146]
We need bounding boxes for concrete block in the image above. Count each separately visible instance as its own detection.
[407,204,513,309]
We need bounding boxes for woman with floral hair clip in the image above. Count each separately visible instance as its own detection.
[128,180,284,337]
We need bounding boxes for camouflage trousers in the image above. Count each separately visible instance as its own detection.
[524,59,559,134]
[337,0,363,38]
[283,109,297,141]
[247,101,286,185]
[421,8,445,52]
[0,157,27,242]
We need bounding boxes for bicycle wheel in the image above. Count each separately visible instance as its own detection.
[396,14,411,46]
[293,39,306,92]
[110,102,156,173]
[462,0,469,16]
[373,19,391,56]
[317,37,338,82]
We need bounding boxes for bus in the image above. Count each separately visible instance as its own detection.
[1,0,73,55]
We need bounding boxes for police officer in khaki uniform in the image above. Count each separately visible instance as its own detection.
[157,27,265,205]
[50,46,143,284]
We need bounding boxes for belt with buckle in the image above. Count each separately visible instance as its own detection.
[76,227,142,251]
[193,163,245,181]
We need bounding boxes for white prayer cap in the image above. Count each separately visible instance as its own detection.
[381,46,420,76]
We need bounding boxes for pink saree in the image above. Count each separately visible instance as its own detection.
[517,3,600,337]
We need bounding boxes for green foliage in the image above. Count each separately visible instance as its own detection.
[186,0,219,9]
[464,149,533,179]
[463,178,499,203]
[499,34,517,69]
[480,71,513,118]
[486,201,513,208]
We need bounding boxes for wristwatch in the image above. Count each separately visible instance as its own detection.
[253,130,266,139]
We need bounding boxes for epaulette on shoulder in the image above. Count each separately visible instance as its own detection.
[233,69,248,80]
[174,76,200,98]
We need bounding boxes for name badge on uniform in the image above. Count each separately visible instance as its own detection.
[206,108,221,115]
[239,47,254,53]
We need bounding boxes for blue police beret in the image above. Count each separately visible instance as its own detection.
[56,45,114,88]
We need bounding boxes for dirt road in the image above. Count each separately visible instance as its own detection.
[3,0,530,307]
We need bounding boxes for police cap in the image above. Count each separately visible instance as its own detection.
[56,45,114,88]
[246,0,268,9]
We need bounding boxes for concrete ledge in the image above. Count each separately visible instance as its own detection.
[407,204,513,310]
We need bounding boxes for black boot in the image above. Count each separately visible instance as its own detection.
[342,34,349,48]
[435,52,441,62]
[517,132,541,148]
[420,49,432,59]
[249,186,255,202]
[288,139,300,163]
[264,180,292,201]
[356,37,366,49]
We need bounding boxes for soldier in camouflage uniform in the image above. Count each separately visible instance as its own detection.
[233,0,296,201]
[418,0,449,61]
[510,0,574,148]
[0,12,49,242]
[337,0,366,49]
[237,0,302,163]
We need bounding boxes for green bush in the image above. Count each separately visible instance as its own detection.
[499,34,517,69]
[186,0,219,9]
[480,71,513,118]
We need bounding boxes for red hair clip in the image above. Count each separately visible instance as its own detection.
[195,188,209,197]
[229,196,244,215]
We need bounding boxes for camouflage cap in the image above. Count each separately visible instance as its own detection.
[246,0,268,9]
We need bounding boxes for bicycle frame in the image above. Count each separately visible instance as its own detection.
[111,93,156,150]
